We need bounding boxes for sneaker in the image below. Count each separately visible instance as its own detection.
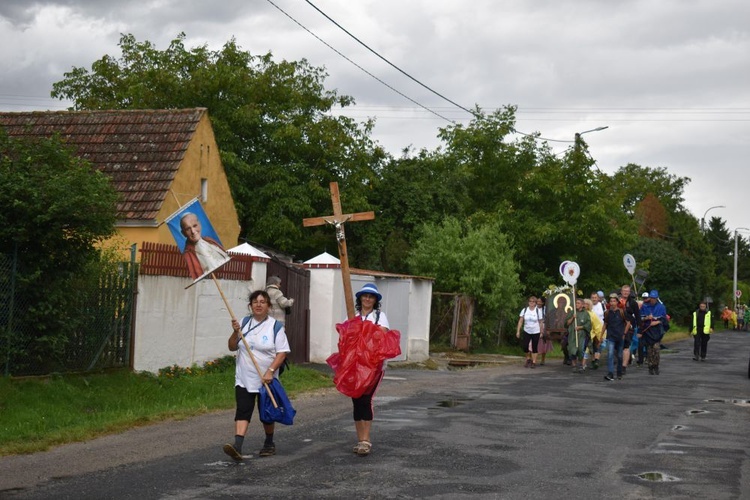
[524,358,531,368]
[622,366,627,376]
[655,366,660,375]
[592,360,599,370]
[223,444,243,462]
[530,362,536,369]
[648,367,655,375]
[700,358,706,362]
[693,356,699,361]
[616,375,623,380]
[259,444,276,457]
[604,373,614,381]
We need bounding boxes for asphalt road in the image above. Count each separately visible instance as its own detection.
[2,331,750,499]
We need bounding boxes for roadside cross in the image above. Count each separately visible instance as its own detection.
[303,182,374,319]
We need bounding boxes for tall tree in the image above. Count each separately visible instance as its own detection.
[51,33,386,259]
[0,130,118,369]
[408,216,521,344]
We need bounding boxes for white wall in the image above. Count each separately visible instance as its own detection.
[307,267,432,363]
[132,260,431,373]
[132,261,266,373]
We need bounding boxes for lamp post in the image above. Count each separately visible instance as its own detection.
[574,126,609,152]
[733,227,750,310]
[701,205,725,232]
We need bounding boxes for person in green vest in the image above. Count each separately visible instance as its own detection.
[691,301,714,361]
[565,297,591,373]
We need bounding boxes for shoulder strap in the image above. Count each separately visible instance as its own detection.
[273,319,282,341]
[375,310,380,325]
[241,316,251,330]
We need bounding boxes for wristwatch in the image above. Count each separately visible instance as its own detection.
[268,367,276,373]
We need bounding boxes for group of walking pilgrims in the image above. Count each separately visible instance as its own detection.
[517,284,714,381]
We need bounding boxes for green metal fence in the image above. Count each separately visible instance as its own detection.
[1,246,137,377]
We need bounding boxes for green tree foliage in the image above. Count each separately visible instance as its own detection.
[51,33,386,259]
[407,216,521,344]
[357,149,470,272]
[610,163,690,216]
[434,108,636,295]
[633,237,700,324]
[0,130,118,370]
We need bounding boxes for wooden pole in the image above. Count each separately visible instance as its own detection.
[302,182,375,320]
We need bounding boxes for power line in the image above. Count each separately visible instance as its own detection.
[302,0,568,143]
[304,0,477,118]
[264,0,454,123]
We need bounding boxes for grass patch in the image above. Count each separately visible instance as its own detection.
[0,357,332,456]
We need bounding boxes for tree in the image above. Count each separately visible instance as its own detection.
[0,130,118,370]
[354,149,471,272]
[634,193,669,238]
[432,107,637,294]
[407,216,521,345]
[610,164,690,216]
[51,33,386,259]
[633,237,700,324]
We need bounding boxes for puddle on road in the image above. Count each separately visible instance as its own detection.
[705,398,750,406]
[686,409,709,415]
[637,471,680,482]
[428,397,473,409]
[436,399,465,408]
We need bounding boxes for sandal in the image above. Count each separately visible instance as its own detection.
[353,442,363,453]
[356,440,372,456]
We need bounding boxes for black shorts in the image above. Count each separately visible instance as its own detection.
[235,385,272,424]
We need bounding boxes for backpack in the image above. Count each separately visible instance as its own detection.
[240,316,290,376]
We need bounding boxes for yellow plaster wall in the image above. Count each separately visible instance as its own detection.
[112,111,241,260]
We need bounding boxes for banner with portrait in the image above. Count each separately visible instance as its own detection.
[165,198,231,285]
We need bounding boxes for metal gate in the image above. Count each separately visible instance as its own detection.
[266,258,310,364]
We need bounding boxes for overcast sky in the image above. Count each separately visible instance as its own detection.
[1,0,748,238]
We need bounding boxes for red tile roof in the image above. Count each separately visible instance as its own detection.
[0,108,207,222]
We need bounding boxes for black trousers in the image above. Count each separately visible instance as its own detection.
[693,333,710,359]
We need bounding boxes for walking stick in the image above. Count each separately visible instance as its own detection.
[211,274,278,408]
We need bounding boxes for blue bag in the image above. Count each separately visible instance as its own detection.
[259,378,296,425]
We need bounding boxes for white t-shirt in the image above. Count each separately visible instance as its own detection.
[592,302,606,323]
[359,309,390,329]
[235,317,291,392]
[520,306,543,334]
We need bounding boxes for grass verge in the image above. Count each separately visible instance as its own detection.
[0,358,332,457]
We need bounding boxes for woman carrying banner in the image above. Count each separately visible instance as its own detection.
[223,290,290,462]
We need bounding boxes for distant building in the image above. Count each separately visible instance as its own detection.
[0,108,240,254]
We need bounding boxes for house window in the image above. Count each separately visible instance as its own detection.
[201,178,208,202]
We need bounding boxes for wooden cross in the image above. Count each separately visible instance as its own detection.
[303,182,374,319]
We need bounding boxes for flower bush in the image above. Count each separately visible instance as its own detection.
[157,355,235,379]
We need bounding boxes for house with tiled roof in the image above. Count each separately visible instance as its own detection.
[0,108,240,253]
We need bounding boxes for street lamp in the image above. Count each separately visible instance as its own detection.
[701,205,725,232]
[733,227,750,310]
[574,126,609,152]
